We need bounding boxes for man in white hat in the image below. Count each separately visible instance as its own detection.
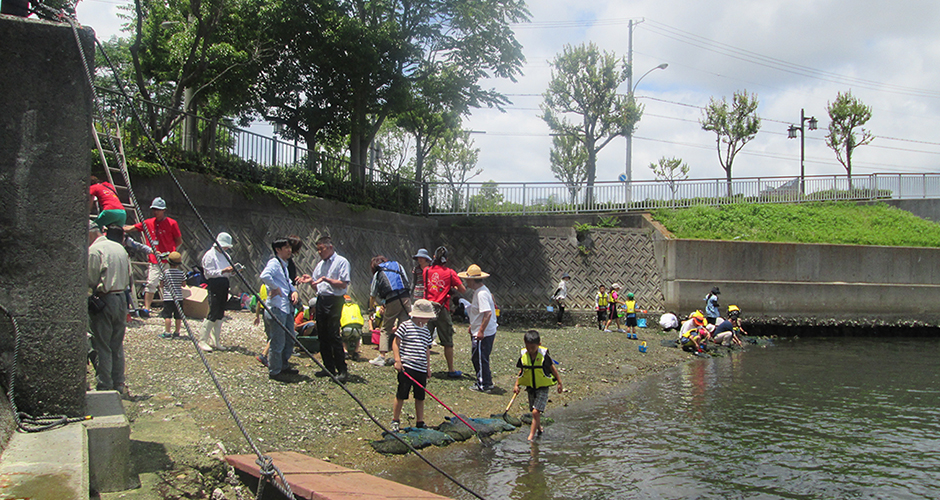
[199,232,237,351]
[459,264,497,392]
[124,196,182,315]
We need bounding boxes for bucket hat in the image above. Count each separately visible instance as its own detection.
[413,248,432,261]
[217,232,233,249]
[411,299,436,319]
[151,197,167,210]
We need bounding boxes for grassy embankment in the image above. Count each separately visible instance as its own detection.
[651,201,940,247]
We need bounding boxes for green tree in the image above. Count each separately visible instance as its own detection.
[469,180,504,212]
[549,134,588,205]
[826,91,874,189]
[650,156,690,199]
[542,42,642,205]
[427,130,481,212]
[701,89,761,196]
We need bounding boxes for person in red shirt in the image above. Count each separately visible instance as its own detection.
[124,197,182,314]
[89,175,127,229]
[422,246,466,378]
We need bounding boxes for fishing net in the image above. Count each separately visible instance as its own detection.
[369,427,455,455]
[491,413,523,427]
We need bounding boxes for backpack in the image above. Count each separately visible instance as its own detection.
[341,301,364,328]
[374,261,410,300]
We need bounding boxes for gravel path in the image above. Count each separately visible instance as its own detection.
[99,309,694,499]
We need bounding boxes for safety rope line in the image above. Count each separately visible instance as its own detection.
[54,9,485,500]
[1,303,91,432]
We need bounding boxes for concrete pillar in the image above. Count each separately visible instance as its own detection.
[0,16,96,425]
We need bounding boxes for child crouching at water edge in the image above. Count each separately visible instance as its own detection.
[390,299,436,433]
[514,330,563,442]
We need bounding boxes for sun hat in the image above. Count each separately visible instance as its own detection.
[167,251,182,265]
[308,297,317,309]
[216,232,233,249]
[457,264,490,279]
[562,272,570,279]
[411,299,436,319]
[413,248,432,261]
[611,283,621,289]
[150,197,167,210]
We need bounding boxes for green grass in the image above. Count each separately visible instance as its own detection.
[651,202,940,247]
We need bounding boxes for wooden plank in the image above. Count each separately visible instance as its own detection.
[226,451,452,500]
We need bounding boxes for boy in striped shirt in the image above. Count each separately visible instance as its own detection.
[390,299,436,432]
[160,252,186,338]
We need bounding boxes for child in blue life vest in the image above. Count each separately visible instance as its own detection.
[513,330,564,442]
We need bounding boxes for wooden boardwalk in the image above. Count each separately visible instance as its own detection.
[226,451,453,500]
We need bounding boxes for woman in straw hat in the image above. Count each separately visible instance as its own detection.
[458,264,498,393]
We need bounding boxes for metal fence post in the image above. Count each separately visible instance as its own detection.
[522,183,526,214]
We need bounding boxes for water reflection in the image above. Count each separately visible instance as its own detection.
[383,339,940,499]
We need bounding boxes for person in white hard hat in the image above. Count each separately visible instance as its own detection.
[199,232,238,351]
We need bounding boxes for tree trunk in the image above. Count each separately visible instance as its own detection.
[585,137,597,208]
[726,168,733,198]
[846,144,853,191]
[414,134,425,183]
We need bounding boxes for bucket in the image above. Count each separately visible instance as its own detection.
[638,341,647,353]
[637,318,647,328]
[546,305,554,312]
[297,336,320,353]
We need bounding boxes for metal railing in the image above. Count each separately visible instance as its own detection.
[427,173,940,215]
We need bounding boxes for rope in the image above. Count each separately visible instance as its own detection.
[50,8,485,499]
[0,303,91,432]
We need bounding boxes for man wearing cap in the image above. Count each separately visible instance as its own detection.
[124,197,182,315]
[551,272,570,325]
[200,232,236,351]
[311,235,351,382]
[423,247,466,378]
[88,224,132,395]
[459,264,497,392]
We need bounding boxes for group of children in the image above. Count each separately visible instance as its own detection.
[594,283,642,334]
[661,305,749,354]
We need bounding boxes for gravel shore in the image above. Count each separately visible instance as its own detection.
[99,309,693,499]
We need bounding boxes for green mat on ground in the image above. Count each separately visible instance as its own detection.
[438,415,517,441]
[370,427,455,455]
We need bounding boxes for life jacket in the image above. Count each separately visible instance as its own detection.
[625,300,636,314]
[596,292,609,307]
[340,302,364,328]
[517,347,556,389]
[374,261,410,300]
[679,329,697,344]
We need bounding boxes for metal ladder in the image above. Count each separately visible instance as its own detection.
[91,115,160,309]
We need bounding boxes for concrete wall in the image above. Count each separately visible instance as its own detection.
[880,199,940,223]
[0,15,96,445]
[657,238,940,323]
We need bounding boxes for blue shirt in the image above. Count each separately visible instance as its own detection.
[705,294,720,318]
[313,252,350,296]
[260,256,295,313]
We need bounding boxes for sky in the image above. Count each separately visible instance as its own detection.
[76,0,940,185]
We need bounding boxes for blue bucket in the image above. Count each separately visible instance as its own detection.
[638,341,648,353]
[546,305,554,312]
[637,318,647,328]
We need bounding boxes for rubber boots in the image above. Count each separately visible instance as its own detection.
[210,320,223,350]
[198,320,214,352]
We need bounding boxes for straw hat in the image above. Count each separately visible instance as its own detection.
[457,264,490,279]
[167,251,182,265]
[411,299,436,319]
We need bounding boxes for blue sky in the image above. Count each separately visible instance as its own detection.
[77,0,940,184]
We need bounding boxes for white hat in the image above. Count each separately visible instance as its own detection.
[217,232,233,249]
[411,299,436,319]
[151,197,167,210]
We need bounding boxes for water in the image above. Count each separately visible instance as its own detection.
[382,338,940,499]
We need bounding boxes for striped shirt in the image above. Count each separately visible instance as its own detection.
[162,268,186,301]
[394,320,432,372]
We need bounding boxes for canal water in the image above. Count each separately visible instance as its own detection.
[382,338,940,499]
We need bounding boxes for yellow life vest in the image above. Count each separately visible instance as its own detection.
[626,300,636,314]
[340,302,364,328]
[596,292,609,307]
[517,347,556,389]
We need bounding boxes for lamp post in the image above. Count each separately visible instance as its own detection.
[624,63,667,186]
[787,108,818,195]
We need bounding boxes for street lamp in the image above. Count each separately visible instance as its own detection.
[787,108,818,195]
[624,63,668,185]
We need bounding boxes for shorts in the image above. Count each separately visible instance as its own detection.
[160,300,183,319]
[427,303,455,347]
[94,209,127,229]
[396,367,427,401]
[526,386,550,413]
[145,264,162,293]
[597,309,608,322]
[625,314,637,327]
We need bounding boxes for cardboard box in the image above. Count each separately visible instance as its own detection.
[181,286,209,319]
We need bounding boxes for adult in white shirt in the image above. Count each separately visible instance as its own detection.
[311,236,351,382]
[459,264,498,392]
[199,232,235,351]
[552,272,570,325]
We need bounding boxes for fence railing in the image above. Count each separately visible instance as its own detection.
[426,173,940,215]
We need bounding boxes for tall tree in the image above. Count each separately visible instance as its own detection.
[541,42,642,205]
[701,89,761,196]
[549,133,588,204]
[649,156,689,199]
[826,91,874,189]
[426,130,481,212]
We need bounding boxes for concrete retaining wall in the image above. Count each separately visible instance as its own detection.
[657,238,940,323]
[0,15,96,452]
